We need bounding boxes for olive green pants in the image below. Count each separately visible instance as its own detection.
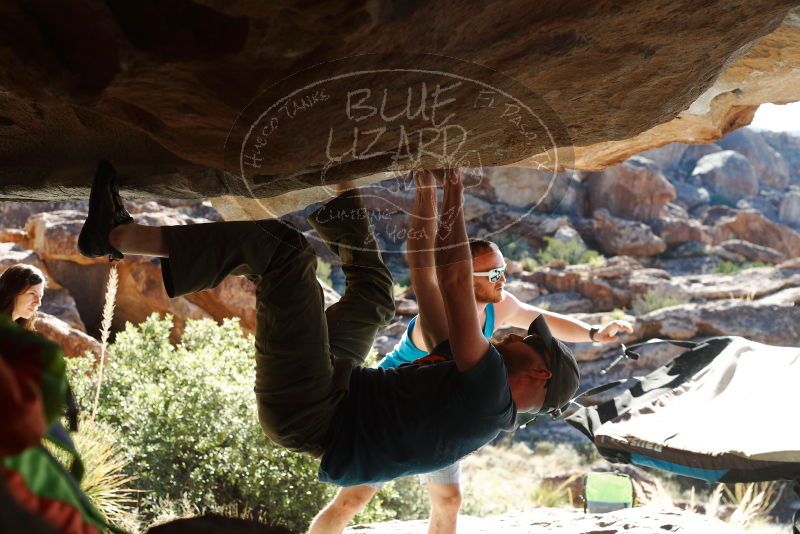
[160,191,394,456]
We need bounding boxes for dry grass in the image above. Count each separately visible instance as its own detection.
[460,442,599,516]
[92,265,118,420]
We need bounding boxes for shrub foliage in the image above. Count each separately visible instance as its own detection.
[69,315,333,531]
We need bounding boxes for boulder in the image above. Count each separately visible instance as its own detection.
[586,156,676,221]
[650,217,712,246]
[679,144,723,178]
[674,265,800,300]
[761,130,800,182]
[551,226,586,248]
[638,143,688,177]
[714,209,800,257]
[668,241,712,258]
[483,168,583,215]
[717,127,790,188]
[503,279,541,303]
[672,181,711,211]
[634,299,800,346]
[0,228,29,246]
[691,151,759,204]
[531,292,594,313]
[35,312,102,359]
[778,189,800,225]
[592,209,667,257]
[698,204,740,226]
[717,239,785,263]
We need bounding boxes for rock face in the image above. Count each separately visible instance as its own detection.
[1,2,799,218]
[691,151,759,204]
[586,156,676,220]
[714,209,800,257]
[592,209,667,257]
[717,126,791,188]
[778,189,800,225]
[762,129,800,181]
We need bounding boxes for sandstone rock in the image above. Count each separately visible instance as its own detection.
[25,210,102,266]
[714,209,800,257]
[592,209,666,257]
[679,144,724,177]
[503,280,540,303]
[551,226,586,248]
[0,242,47,275]
[650,217,712,246]
[652,256,723,276]
[638,143,688,176]
[2,2,798,220]
[115,258,214,339]
[674,265,800,300]
[36,312,102,359]
[531,292,594,313]
[589,256,643,279]
[576,277,629,311]
[718,239,785,263]
[698,204,740,226]
[667,241,712,258]
[39,286,85,332]
[691,151,759,204]
[482,168,584,215]
[587,156,676,221]
[757,286,800,305]
[717,127,790,188]
[672,181,710,211]
[778,189,800,225]
[394,297,419,316]
[709,245,747,263]
[761,130,800,182]
[634,299,800,345]
[505,259,524,276]
[0,228,29,246]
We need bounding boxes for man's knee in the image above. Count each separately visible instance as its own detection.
[333,485,377,515]
[429,484,462,513]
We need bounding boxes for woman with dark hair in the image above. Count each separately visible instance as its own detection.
[0,264,46,331]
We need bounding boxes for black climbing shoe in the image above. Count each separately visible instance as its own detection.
[77,160,134,262]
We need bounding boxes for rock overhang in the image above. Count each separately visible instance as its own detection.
[1,0,799,218]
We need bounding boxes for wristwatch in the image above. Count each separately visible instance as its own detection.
[589,326,599,342]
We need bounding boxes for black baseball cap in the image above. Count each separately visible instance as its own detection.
[522,315,580,416]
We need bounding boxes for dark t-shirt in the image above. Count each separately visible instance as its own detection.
[318,343,517,486]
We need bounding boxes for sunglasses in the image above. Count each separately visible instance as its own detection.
[473,264,507,283]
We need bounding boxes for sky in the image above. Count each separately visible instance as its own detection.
[750,101,800,132]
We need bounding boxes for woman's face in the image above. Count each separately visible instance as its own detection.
[13,282,44,320]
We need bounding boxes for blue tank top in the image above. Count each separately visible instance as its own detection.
[378,303,496,369]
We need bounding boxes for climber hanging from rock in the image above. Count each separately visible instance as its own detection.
[77,161,580,487]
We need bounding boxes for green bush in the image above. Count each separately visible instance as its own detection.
[632,286,689,316]
[537,237,602,267]
[715,260,770,274]
[493,235,534,261]
[520,257,539,272]
[68,314,334,532]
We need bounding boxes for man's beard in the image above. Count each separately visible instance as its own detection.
[474,284,503,304]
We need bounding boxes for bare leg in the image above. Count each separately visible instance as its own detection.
[109,223,168,257]
[308,485,378,534]
[426,483,461,534]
